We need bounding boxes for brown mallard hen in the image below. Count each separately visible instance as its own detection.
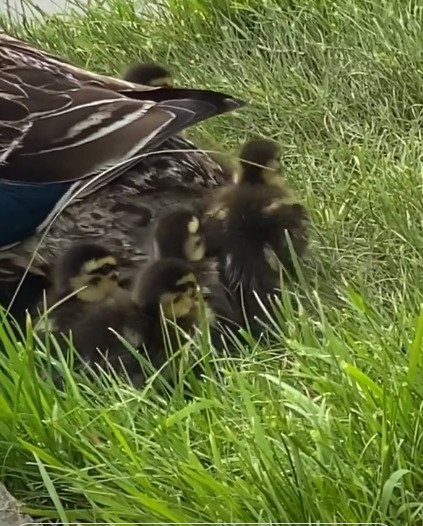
[0,33,245,322]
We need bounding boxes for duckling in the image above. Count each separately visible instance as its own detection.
[153,208,242,336]
[122,62,173,87]
[71,258,204,386]
[40,241,128,335]
[235,138,284,186]
[204,137,309,330]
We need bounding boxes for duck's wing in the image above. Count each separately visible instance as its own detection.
[0,66,244,185]
[0,33,153,91]
[0,34,245,110]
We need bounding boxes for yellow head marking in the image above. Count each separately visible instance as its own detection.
[160,291,196,319]
[187,216,200,234]
[83,256,117,274]
[176,273,197,287]
[70,254,119,303]
[184,234,205,262]
[237,162,282,185]
[69,275,89,295]
[207,204,229,221]
[70,275,119,302]
[263,168,285,187]
[232,168,242,184]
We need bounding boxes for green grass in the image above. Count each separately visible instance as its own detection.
[1,0,423,523]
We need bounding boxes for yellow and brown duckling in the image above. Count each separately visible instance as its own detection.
[234,137,283,186]
[153,207,242,335]
[122,62,173,87]
[41,242,128,335]
[71,257,205,386]
[203,137,309,330]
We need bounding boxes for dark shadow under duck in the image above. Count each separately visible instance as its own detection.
[0,34,245,323]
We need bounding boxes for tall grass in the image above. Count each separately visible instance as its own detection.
[1,0,423,523]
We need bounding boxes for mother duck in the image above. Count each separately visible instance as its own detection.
[0,33,245,320]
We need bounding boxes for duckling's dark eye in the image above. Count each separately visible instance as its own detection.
[93,264,116,276]
[89,276,102,286]
[186,285,196,297]
[174,293,184,303]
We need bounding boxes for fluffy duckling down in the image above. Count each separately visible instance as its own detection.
[153,207,242,337]
[40,241,128,335]
[70,257,208,386]
[154,208,206,262]
[203,137,310,330]
[122,62,173,87]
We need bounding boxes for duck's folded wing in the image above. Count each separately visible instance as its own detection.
[1,34,245,109]
[0,67,244,185]
[0,68,76,163]
[1,33,151,91]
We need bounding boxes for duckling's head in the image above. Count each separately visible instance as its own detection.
[235,138,282,186]
[134,258,199,319]
[122,62,173,87]
[154,209,206,262]
[54,242,119,302]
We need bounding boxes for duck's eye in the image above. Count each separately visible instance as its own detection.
[95,264,116,276]
[89,276,102,286]
[187,285,197,297]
